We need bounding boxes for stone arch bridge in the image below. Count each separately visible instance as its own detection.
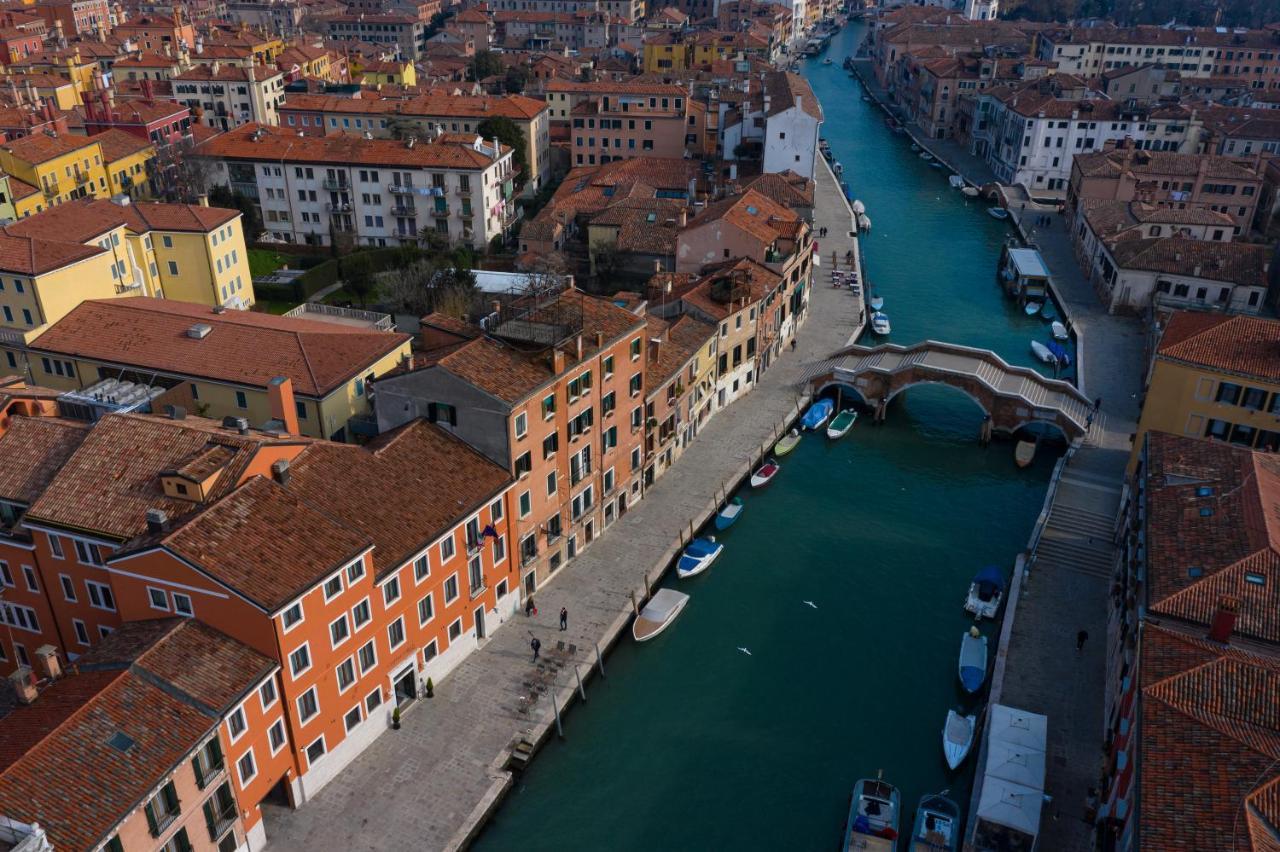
[803,340,1092,442]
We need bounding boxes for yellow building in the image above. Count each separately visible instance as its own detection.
[0,173,20,221]
[353,57,416,87]
[1130,310,1280,473]
[4,73,80,110]
[95,129,158,199]
[26,297,413,442]
[642,34,690,72]
[0,132,109,212]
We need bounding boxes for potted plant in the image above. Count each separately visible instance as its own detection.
[392,707,401,730]
[424,677,434,698]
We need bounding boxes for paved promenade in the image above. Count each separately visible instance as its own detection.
[263,162,863,851]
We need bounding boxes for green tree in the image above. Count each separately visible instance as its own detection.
[209,185,262,237]
[503,64,529,94]
[468,50,505,81]
[476,116,528,183]
[343,265,377,308]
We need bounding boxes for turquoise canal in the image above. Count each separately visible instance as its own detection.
[476,24,1061,849]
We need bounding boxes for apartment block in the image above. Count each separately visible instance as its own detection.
[0,131,111,216]
[199,123,520,248]
[550,80,695,166]
[641,314,716,484]
[172,62,286,131]
[326,14,427,59]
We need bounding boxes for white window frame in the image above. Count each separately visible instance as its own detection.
[335,656,357,694]
[443,573,459,605]
[381,574,401,606]
[423,639,439,663]
[226,705,248,744]
[147,586,169,611]
[346,559,365,584]
[439,535,456,563]
[268,718,287,757]
[281,601,305,633]
[413,553,430,584]
[85,580,116,612]
[304,735,326,768]
[237,748,257,786]
[322,571,344,603]
[358,638,378,675]
[171,592,193,617]
[387,616,406,650]
[289,641,313,679]
[296,686,319,723]
[417,592,434,626]
[72,618,90,646]
[59,574,76,602]
[259,678,278,711]
[352,597,371,629]
[330,613,351,649]
[447,617,463,642]
[343,703,363,733]
[48,534,64,559]
[514,410,528,438]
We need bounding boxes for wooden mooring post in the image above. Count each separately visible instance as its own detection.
[595,642,606,679]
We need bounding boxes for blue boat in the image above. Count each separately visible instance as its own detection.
[714,497,744,531]
[801,398,834,430]
[676,537,723,579]
[1047,341,1071,367]
[958,628,988,694]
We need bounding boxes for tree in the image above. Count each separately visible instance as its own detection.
[503,64,529,95]
[381,259,480,318]
[468,50,504,81]
[209,185,263,237]
[476,116,528,183]
[343,265,378,308]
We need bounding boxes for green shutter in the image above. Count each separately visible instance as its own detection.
[192,755,206,790]
[203,799,217,841]
[175,828,194,852]
[105,836,124,852]
[163,781,180,814]
[207,737,224,771]
[144,801,159,837]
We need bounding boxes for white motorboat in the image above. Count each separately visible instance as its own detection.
[869,294,884,311]
[962,186,980,198]
[958,627,988,694]
[857,213,871,231]
[851,199,866,214]
[948,175,965,189]
[826,408,857,439]
[987,207,1010,220]
[833,161,843,175]
[1051,321,1069,341]
[1024,301,1042,317]
[870,312,891,335]
[632,588,690,642]
[676,536,723,579]
[965,565,1005,621]
[1030,340,1055,364]
[943,709,976,770]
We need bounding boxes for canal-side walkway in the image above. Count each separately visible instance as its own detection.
[262,161,863,852]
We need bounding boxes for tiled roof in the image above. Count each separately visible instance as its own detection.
[4,197,130,242]
[173,63,283,82]
[1157,312,1280,382]
[159,474,372,610]
[589,200,682,255]
[94,128,154,161]
[0,131,97,164]
[0,619,272,851]
[1080,198,1234,236]
[741,170,815,208]
[679,256,780,320]
[1107,238,1270,289]
[0,228,104,275]
[120,200,240,233]
[26,413,306,541]
[29,298,411,397]
[1074,148,1262,181]
[645,314,713,389]
[763,71,822,121]
[0,417,90,505]
[1136,622,1280,852]
[689,188,800,247]
[283,419,513,575]
[279,91,547,120]
[198,122,509,170]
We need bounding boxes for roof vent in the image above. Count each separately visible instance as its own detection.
[187,323,212,339]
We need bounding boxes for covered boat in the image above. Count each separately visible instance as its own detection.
[911,793,961,852]
[857,212,872,231]
[750,460,779,487]
[801,398,835,430]
[676,537,723,579]
[965,565,1004,620]
[1051,320,1069,341]
[959,628,988,693]
[943,710,976,770]
[1023,301,1042,316]
[869,294,884,311]
[774,429,801,455]
[1047,341,1071,367]
[632,588,689,642]
[871,312,891,335]
[1014,440,1036,468]
[962,186,980,198]
[715,497,744,531]
[827,409,857,439]
[948,175,965,189]
[843,777,900,851]
[852,199,866,214]
[1030,340,1055,364]
[1040,302,1058,321]
[987,207,1009,220]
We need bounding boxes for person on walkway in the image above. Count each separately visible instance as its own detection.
[525,596,537,617]
[531,637,541,661]
[1086,412,1094,431]
[1093,397,1102,413]
[1076,630,1088,652]
[791,338,798,352]
[559,607,568,631]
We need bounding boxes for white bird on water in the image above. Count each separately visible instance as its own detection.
[737,647,752,656]
[803,600,818,609]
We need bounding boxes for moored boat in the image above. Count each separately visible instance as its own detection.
[676,537,723,579]
[964,565,1005,620]
[1030,340,1055,364]
[869,294,884,311]
[1014,439,1036,468]
[1051,320,1069,341]
[827,409,857,439]
[911,793,961,852]
[961,186,980,198]
[750,460,780,487]
[919,152,933,161]
[958,627,988,694]
[910,143,921,152]
[714,497,744,530]
[632,588,689,642]
[948,174,965,189]
[857,212,872,231]
[843,777,901,851]
[871,312,891,335]
[852,199,866,214]
[943,709,976,769]
[987,207,1009,220]
[1024,301,1042,316]
[801,398,835,430]
[774,429,801,455]
[1041,302,1058,321]
[834,161,843,174]
[1047,341,1071,367]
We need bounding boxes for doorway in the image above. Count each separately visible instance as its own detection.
[474,605,486,641]
[392,665,417,708]
[618,493,628,517]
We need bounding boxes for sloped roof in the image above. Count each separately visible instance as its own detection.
[1107,238,1270,289]
[1157,312,1280,382]
[0,417,90,505]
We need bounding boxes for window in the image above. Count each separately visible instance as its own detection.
[383,576,401,605]
[514,411,528,438]
[515,451,532,477]
[347,560,365,584]
[519,491,532,518]
[547,471,558,496]
[1242,387,1267,411]
[444,574,459,604]
[268,719,287,754]
[542,432,559,458]
[20,565,36,593]
[1216,382,1242,405]
[344,705,362,732]
[86,580,115,611]
[358,639,377,674]
[148,587,168,610]
[542,393,557,420]
[323,573,344,602]
[144,782,181,837]
[352,598,371,628]
[418,593,434,625]
[440,536,456,563]
[468,554,484,595]
[75,540,103,566]
[237,750,257,785]
[259,679,277,710]
[73,619,89,645]
[413,554,430,582]
[1244,572,1267,586]
[629,373,642,396]
[330,614,351,647]
[235,391,247,409]
[423,639,439,662]
[282,602,304,630]
[48,535,63,559]
[388,616,406,649]
[631,338,642,360]
[305,736,326,765]
[336,657,356,692]
[490,499,503,522]
[289,643,312,678]
[365,687,383,713]
[494,535,506,564]
[0,562,10,587]
[448,618,463,641]
[297,687,319,722]
[227,707,247,740]
[172,593,193,616]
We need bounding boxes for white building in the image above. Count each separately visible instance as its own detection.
[762,71,823,180]
[172,61,286,131]
[198,124,519,249]
[964,0,998,20]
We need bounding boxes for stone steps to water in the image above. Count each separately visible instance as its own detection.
[1034,538,1116,578]
[1046,503,1115,534]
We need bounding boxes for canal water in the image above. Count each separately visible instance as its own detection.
[475,24,1059,850]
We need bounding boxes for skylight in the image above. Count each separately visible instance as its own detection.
[1195,486,1214,497]
[107,731,136,753]
[1244,572,1266,586]
[1187,566,1204,578]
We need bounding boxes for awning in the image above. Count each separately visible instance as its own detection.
[976,777,1043,837]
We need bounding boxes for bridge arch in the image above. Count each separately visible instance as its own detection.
[813,380,869,406]
[884,379,988,414]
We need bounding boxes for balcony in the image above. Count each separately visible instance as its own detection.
[390,204,416,217]
[206,803,236,842]
[322,178,349,191]
[431,204,450,217]
[459,207,474,219]
[326,201,352,213]
[41,180,59,198]
[73,169,90,186]
[455,186,472,197]
[388,183,416,195]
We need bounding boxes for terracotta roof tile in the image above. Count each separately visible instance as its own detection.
[280,91,547,120]
[93,128,154,161]
[198,122,508,170]
[1107,238,1270,289]
[0,417,90,505]
[1157,312,1280,382]
[0,131,98,164]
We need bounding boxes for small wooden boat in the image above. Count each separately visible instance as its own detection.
[801,398,835,430]
[1024,301,1042,316]
[943,710,976,770]
[1030,340,1055,364]
[676,536,723,579]
[871,312,891,335]
[869,294,884,311]
[852,199,866,214]
[827,409,857,439]
[987,207,1009,220]
[958,627,988,694]
[948,174,965,189]
[843,776,901,851]
[1014,439,1036,468]
[911,793,961,852]
[750,460,780,487]
[633,588,689,641]
[774,430,801,456]
[714,497,744,531]
[965,565,1004,620]
[962,186,980,198]
[1040,302,1058,321]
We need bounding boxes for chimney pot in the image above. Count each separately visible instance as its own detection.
[9,668,36,704]
[146,508,169,534]
[552,348,566,374]
[272,458,291,485]
[165,404,186,420]
[33,645,61,680]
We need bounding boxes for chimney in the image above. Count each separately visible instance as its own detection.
[649,337,661,363]
[146,508,169,535]
[575,334,583,361]
[1208,596,1238,643]
[165,404,187,420]
[268,376,300,435]
[551,348,566,374]
[271,458,291,485]
[594,330,604,348]
[197,194,209,207]
[33,645,61,680]
[9,668,36,704]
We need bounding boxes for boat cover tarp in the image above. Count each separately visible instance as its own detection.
[801,399,834,429]
[1007,248,1050,280]
[684,539,719,558]
[973,565,1004,597]
[641,589,688,620]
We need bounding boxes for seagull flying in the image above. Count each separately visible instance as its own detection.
[737,647,752,656]
[803,600,818,609]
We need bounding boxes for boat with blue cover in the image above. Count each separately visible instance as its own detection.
[801,398,834,430]
[1047,341,1071,367]
[958,627,988,693]
[964,565,1004,620]
[714,497,744,531]
[677,537,723,579]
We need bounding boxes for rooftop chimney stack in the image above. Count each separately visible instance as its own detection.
[1208,596,1238,644]
[146,508,169,535]
[272,458,291,485]
[33,646,61,681]
[9,668,36,704]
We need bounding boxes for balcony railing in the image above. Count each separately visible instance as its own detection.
[388,183,415,195]
[431,204,450,217]
[207,804,236,842]
[455,186,472,197]
[391,204,416,217]
[42,180,59,198]
[321,178,349,191]
[459,207,474,219]
[326,202,352,213]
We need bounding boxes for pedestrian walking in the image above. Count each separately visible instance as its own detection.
[1093,397,1102,413]
[1086,412,1094,430]
[1075,630,1088,652]
[524,596,537,617]
[790,338,798,352]
[559,607,568,631]
[531,636,541,661]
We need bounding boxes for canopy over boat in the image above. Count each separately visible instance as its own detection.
[973,565,1004,597]
[633,588,689,642]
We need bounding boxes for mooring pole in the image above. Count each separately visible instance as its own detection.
[630,589,640,617]
[595,642,607,678]
[552,693,564,739]
[574,665,586,701]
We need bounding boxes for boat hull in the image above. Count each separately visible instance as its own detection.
[750,463,779,487]
[987,208,1009,220]
[827,410,857,439]
[774,433,801,455]
[964,584,1002,620]
[676,542,723,579]
[943,711,976,770]
[633,589,689,642]
[714,501,743,531]
[959,632,988,693]
[1015,440,1036,468]
[911,794,961,852]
